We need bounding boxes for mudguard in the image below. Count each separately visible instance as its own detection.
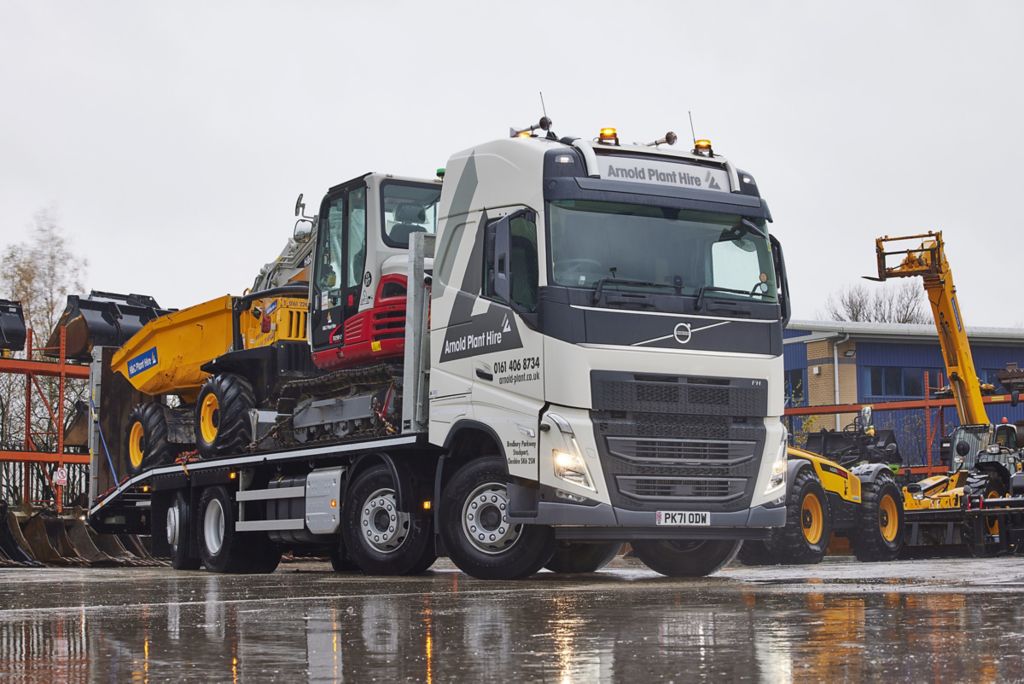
[850,462,892,485]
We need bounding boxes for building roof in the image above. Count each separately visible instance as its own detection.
[786,319,1024,345]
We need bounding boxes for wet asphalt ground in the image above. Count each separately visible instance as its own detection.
[2,556,1024,682]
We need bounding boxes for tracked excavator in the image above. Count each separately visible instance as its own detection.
[871,231,1024,554]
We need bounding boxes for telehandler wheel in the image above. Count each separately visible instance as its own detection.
[439,456,556,580]
[631,539,742,577]
[963,472,1007,557]
[544,542,621,574]
[195,373,255,458]
[125,403,175,474]
[198,486,277,573]
[851,472,904,562]
[166,491,200,570]
[341,465,437,575]
[770,468,831,565]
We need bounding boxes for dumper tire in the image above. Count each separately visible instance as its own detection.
[632,539,742,577]
[195,373,255,458]
[126,403,176,475]
[545,542,621,574]
[851,472,904,562]
[767,467,831,565]
[962,471,1007,557]
[198,486,257,573]
[341,464,437,575]
[737,540,780,566]
[440,456,556,580]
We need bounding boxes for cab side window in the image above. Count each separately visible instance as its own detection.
[483,210,538,313]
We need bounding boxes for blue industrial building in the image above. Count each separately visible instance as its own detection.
[783,320,1024,465]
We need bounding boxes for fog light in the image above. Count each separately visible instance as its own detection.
[553,448,594,490]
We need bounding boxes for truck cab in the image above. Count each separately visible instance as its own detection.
[429,129,790,574]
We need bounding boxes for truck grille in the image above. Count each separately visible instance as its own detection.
[590,370,768,513]
[617,476,747,503]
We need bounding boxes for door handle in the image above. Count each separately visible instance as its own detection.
[476,368,494,382]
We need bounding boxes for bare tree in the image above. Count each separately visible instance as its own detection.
[1,207,87,340]
[824,281,929,324]
[0,209,88,504]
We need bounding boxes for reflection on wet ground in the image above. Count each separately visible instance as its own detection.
[2,557,1024,682]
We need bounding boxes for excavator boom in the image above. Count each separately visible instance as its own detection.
[873,231,989,426]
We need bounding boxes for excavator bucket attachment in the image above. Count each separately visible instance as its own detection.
[21,515,80,565]
[0,299,27,353]
[1,505,41,566]
[64,518,122,566]
[44,291,169,361]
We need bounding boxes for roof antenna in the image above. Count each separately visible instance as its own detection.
[688,111,697,146]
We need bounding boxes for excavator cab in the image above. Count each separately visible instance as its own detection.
[309,173,441,371]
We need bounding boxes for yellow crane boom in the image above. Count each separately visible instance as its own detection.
[872,231,989,426]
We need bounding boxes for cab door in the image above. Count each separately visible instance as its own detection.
[310,181,368,367]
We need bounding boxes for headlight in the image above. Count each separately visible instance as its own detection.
[553,443,594,491]
[764,431,787,494]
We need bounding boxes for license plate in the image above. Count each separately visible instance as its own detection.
[656,511,710,526]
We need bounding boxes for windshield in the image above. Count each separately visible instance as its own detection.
[381,182,442,248]
[548,200,777,301]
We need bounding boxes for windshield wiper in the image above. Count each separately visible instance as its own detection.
[694,285,755,311]
[592,277,677,305]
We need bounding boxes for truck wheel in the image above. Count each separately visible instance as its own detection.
[198,486,253,573]
[126,403,175,474]
[329,538,360,572]
[439,456,556,580]
[341,465,437,575]
[246,534,282,574]
[631,539,741,577]
[770,468,831,565]
[851,473,904,562]
[195,374,255,458]
[736,540,779,566]
[167,491,200,570]
[545,542,621,574]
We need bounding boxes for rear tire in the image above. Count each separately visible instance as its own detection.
[195,374,255,458]
[341,465,437,575]
[125,403,175,475]
[768,468,831,565]
[198,486,276,573]
[439,456,556,580]
[545,542,621,574]
[851,472,904,562]
[631,539,741,577]
[167,491,200,570]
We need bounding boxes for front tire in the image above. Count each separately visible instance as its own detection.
[631,539,742,577]
[962,471,1007,557]
[195,374,255,458]
[125,403,175,474]
[851,472,904,562]
[768,468,831,565]
[439,456,556,580]
[545,542,621,574]
[341,465,436,575]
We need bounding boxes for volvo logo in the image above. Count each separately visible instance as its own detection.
[673,322,692,345]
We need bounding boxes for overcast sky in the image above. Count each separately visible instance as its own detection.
[1,1,1021,326]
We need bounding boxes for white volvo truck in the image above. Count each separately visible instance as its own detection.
[88,122,791,579]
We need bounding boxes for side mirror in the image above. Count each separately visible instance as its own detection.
[885,443,898,456]
[294,193,305,217]
[293,218,314,244]
[769,234,790,327]
[1012,390,1020,408]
